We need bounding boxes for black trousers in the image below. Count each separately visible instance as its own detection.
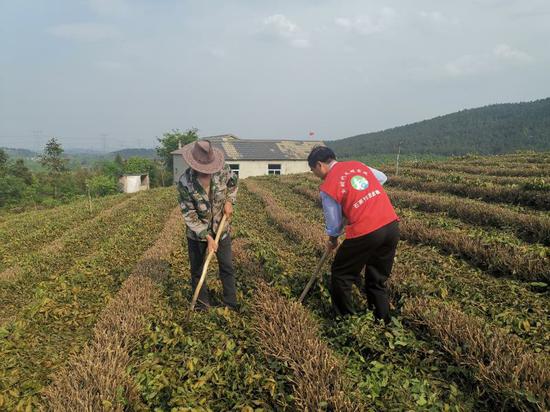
[187,235,237,309]
[331,220,399,323]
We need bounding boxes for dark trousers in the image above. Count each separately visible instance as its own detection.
[331,220,399,323]
[187,235,237,309]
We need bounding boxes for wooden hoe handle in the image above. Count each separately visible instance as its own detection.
[190,214,228,311]
[298,248,330,303]
[298,240,343,303]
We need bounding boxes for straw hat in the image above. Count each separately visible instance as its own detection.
[181,140,224,174]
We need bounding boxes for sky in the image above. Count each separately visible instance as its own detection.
[1,0,549,151]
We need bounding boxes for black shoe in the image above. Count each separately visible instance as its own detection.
[225,303,239,312]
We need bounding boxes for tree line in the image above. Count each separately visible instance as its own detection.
[0,128,198,210]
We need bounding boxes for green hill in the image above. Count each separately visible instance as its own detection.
[109,148,157,159]
[1,148,38,159]
[327,97,550,156]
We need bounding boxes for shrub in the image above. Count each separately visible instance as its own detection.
[87,175,119,197]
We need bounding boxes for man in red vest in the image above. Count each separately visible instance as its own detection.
[308,146,399,323]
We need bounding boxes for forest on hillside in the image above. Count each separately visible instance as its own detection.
[328,98,550,156]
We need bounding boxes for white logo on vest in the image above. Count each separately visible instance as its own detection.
[350,175,369,191]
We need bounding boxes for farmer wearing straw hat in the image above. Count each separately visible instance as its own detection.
[177,139,239,310]
[308,146,399,323]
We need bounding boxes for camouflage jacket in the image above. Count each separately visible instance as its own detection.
[177,165,238,241]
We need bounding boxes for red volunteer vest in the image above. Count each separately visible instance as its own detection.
[320,161,398,239]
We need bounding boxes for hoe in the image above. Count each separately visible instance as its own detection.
[299,240,341,303]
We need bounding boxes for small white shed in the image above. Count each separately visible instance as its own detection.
[119,174,150,193]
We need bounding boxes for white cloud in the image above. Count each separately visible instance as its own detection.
[335,8,396,35]
[208,48,227,58]
[262,14,310,48]
[419,11,444,22]
[445,54,492,77]
[419,10,459,25]
[493,44,533,63]
[445,44,533,77]
[263,14,298,38]
[48,23,120,42]
[290,38,310,49]
[335,17,352,29]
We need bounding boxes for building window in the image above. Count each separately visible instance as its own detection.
[228,163,240,177]
[268,163,281,175]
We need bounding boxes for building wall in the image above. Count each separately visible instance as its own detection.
[139,175,150,191]
[229,160,311,179]
[119,175,150,193]
[173,156,311,182]
[173,155,188,183]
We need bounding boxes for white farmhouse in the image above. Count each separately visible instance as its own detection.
[171,134,324,182]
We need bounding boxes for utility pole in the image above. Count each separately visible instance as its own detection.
[395,141,402,176]
[160,168,165,187]
[86,182,93,213]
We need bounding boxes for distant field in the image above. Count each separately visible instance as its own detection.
[0,152,548,410]
[344,150,550,169]
[343,153,448,168]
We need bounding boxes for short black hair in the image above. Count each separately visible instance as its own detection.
[307,146,336,168]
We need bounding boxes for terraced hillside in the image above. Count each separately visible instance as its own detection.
[0,152,548,411]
